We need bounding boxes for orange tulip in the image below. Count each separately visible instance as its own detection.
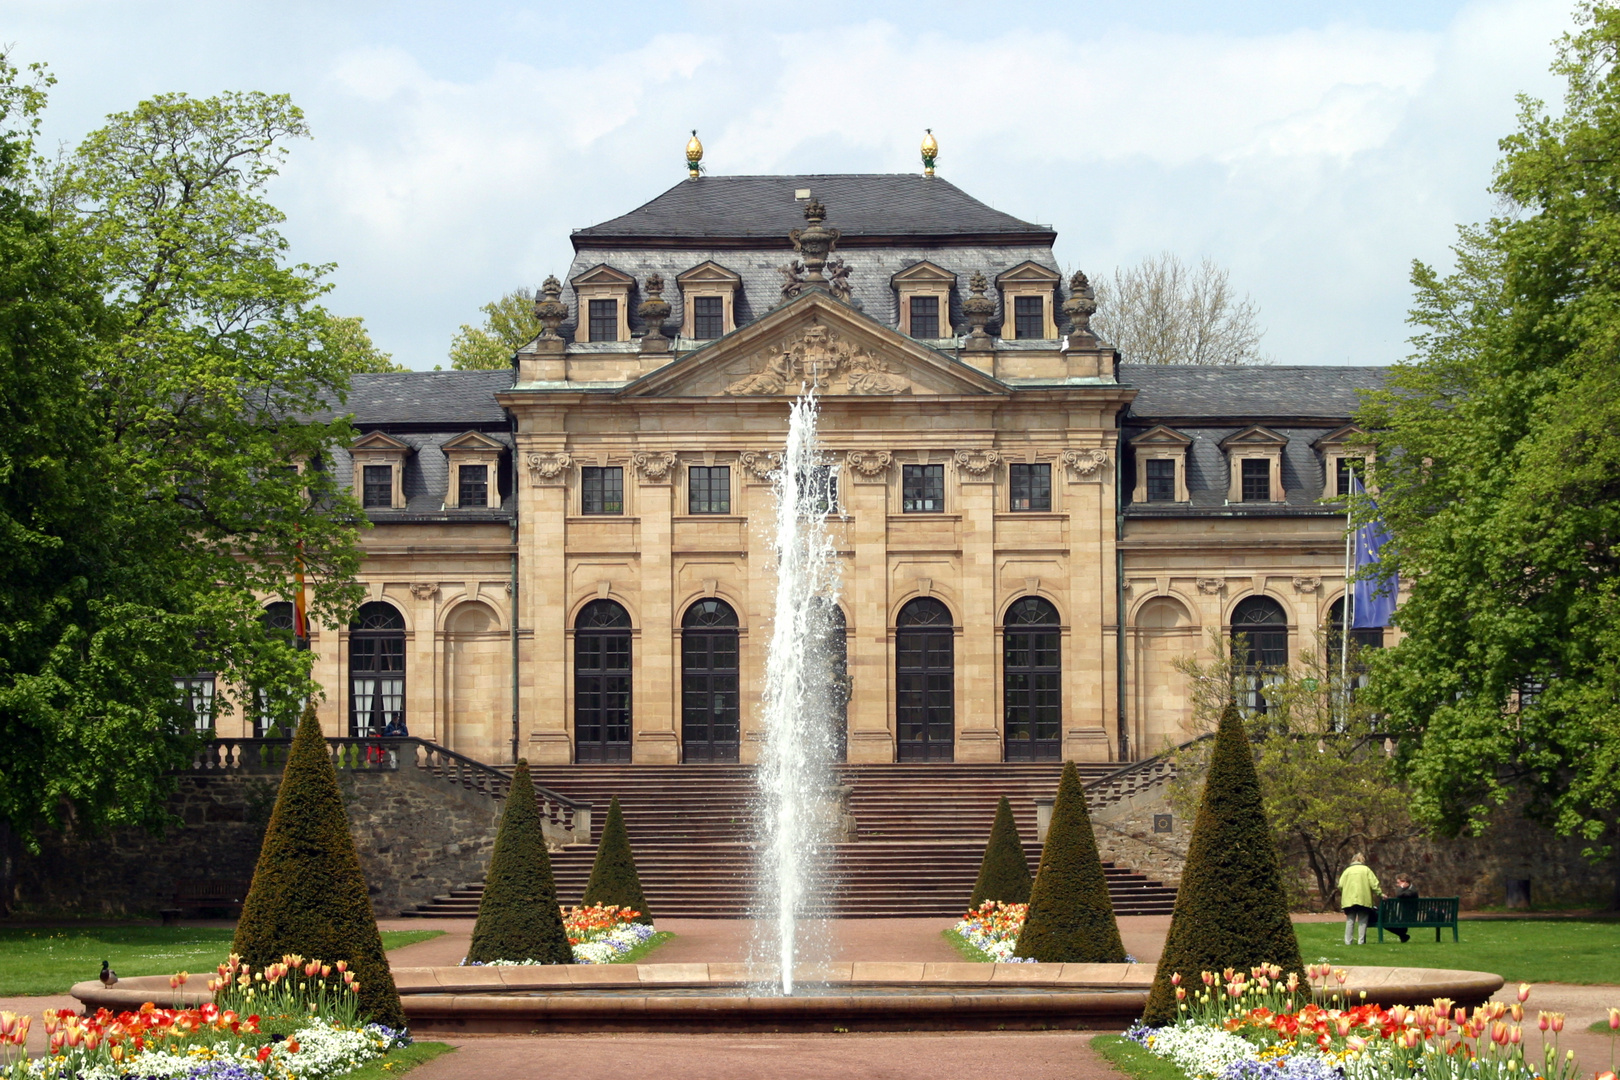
[1517,983,1532,1003]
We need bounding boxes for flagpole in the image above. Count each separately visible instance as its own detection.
[1341,479,1354,725]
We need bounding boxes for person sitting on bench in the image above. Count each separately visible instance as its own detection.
[1389,874,1419,943]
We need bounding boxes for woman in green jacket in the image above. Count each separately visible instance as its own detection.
[1338,853,1382,945]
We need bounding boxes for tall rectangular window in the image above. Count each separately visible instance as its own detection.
[688,465,731,514]
[174,675,216,734]
[1008,463,1051,511]
[1241,458,1271,502]
[909,295,939,339]
[582,466,624,515]
[588,298,618,342]
[362,464,392,508]
[1336,456,1364,497]
[902,464,945,513]
[692,296,724,339]
[1146,459,1177,502]
[1014,296,1045,339]
[458,464,488,508]
[799,464,838,515]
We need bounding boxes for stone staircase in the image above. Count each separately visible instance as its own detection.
[402,761,1179,919]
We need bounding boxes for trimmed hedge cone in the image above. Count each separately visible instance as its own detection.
[968,795,1032,908]
[1013,760,1126,963]
[1142,704,1304,1025]
[465,759,574,965]
[232,704,406,1029]
[581,796,653,925]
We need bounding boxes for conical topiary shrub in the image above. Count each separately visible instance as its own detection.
[232,704,405,1028]
[1013,760,1126,963]
[1142,704,1303,1025]
[465,759,573,964]
[580,796,652,925]
[968,795,1032,908]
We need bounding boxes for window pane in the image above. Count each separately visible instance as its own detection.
[582,466,624,515]
[902,464,945,512]
[362,465,392,508]
[457,464,488,507]
[1336,457,1364,497]
[1014,296,1044,339]
[689,465,731,514]
[909,295,939,339]
[693,296,724,339]
[1241,458,1271,502]
[797,464,837,514]
[175,676,216,734]
[588,298,617,342]
[1009,463,1051,511]
[1146,459,1176,502]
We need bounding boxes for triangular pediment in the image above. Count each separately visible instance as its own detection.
[676,260,742,286]
[1312,424,1368,450]
[570,263,634,287]
[1219,425,1289,449]
[996,260,1061,285]
[891,260,957,287]
[1130,424,1192,448]
[619,290,1008,399]
[351,430,411,453]
[442,430,505,453]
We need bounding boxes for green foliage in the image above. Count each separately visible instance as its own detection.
[580,796,652,925]
[449,288,540,369]
[1354,6,1620,884]
[232,706,404,1029]
[1145,705,1303,1025]
[968,795,1032,908]
[1013,761,1125,963]
[1169,632,1412,909]
[321,314,404,372]
[466,760,573,964]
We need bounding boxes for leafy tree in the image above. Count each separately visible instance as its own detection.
[1144,705,1303,1026]
[232,705,405,1028]
[581,796,653,925]
[1093,252,1267,365]
[322,314,404,372]
[1013,761,1125,963]
[968,795,1032,907]
[467,760,574,964]
[1355,3,1620,905]
[449,287,540,369]
[1169,632,1411,909]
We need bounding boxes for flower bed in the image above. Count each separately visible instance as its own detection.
[463,904,658,965]
[1129,963,1620,1080]
[953,900,1037,963]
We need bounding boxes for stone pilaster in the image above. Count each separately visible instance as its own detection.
[635,468,680,764]
[955,450,1001,761]
[1066,447,1115,762]
[845,449,894,762]
[524,450,573,763]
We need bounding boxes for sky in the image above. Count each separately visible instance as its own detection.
[2,0,1575,369]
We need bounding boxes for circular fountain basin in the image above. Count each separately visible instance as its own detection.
[74,964,1505,1035]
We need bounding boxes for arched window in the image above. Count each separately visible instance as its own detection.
[806,598,849,763]
[681,599,739,763]
[896,597,954,761]
[1231,595,1288,714]
[1326,597,1382,690]
[350,602,405,738]
[1004,597,1061,761]
[575,600,633,763]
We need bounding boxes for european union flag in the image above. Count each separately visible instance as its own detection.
[1349,473,1397,629]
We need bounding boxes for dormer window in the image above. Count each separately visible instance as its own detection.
[350,431,410,510]
[891,261,955,339]
[442,430,504,509]
[569,264,634,342]
[677,261,741,340]
[1313,425,1373,500]
[996,261,1062,340]
[1129,425,1192,504]
[1219,425,1288,504]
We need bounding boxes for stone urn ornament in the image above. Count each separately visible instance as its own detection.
[962,270,996,349]
[638,272,672,352]
[790,200,840,284]
[1062,270,1098,343]
[533,276,569,340]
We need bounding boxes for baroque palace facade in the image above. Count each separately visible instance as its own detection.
[232,169,1385,767]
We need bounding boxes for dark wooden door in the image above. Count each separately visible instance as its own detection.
[896,598,954,762]
[575,600,632,763]
[682,599,740,763]
[1003,597,1061,761]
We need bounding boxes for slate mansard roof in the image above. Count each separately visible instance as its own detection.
[573,175,1055,247]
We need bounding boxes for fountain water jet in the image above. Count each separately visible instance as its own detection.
[753,391,842,995]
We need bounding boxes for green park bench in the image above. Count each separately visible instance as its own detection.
[1376,896,1461,943]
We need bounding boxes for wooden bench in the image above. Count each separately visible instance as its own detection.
[1376,896,1461,943]
[161,879,251,923]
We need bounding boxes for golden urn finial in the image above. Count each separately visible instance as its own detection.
[920,127,938,177]
[686,129,704,179]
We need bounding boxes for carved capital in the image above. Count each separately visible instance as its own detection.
[632,450,677,482]
[953,448,1001,477]
[409,583,439,601]
[739,451,782,481]
[1061,447,1110,479]
[1196,577,1224,596]
[845,449,893,480]
[526,451,572,485]
[1292,575,1322,595]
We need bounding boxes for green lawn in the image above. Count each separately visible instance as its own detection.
[1293,918,1620,985]
[941,928,995,963]
[1092,1034,1187,1080]
[0,927,444,996]
[344,1042,453,1080]
[610,930,675,964]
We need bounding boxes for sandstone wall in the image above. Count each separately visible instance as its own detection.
[10,769,500,918]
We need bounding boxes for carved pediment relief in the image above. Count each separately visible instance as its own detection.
[725,324,911,397]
